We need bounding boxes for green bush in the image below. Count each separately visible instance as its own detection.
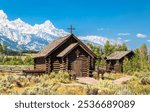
[24,55,34,65]
[123,58,132,73]
[127,76,150,94]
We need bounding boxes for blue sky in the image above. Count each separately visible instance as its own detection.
[0,0,150,50]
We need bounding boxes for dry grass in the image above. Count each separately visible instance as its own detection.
[104,73,126,80]
[0,71,150,95]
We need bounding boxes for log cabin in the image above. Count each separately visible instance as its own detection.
[106,51,134,73]
[33,34,97,77]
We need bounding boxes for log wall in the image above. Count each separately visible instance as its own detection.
[53,59,60,72]
[35,64,46,71]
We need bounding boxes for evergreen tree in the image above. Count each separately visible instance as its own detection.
[140,44,148,59]
[123,58,132,73]
[0,43,3,53]
[132,48,141,71]
[139,44,148,71]
[103,40,115,56]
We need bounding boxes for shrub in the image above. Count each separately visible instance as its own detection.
[133,71,150,78]
[22,82,60,95]
[92,71,99,79]
[15,76,30,87]
[127,76,150,94]
[0,77,15,94]
[116,86,134,95]
[86,87,99,95]
[90,80,120,95]
[6,75,16,83]
[30,76,42,83]
[50,71,70,83]
[140,76,150,85]
[49,72,56,79]
[24,55,34,65]
[88,79,134,95]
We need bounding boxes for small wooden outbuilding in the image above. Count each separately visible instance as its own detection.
[106,51,134,73]
[33,34,97,77]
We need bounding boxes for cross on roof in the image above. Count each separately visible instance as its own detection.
[68,25,75,34]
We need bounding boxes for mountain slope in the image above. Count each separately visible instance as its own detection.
[0,10,121,51]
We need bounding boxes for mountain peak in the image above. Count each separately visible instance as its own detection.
[0,10,7,22]
[15,18,24,23]
[43,20,55,28]
[11,18,30,29]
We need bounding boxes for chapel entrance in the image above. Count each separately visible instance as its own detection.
[72,59,82,77]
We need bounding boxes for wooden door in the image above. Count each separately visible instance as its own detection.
[72,59,82,77]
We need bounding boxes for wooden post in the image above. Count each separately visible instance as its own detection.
[48,57,51,73]
[97,58,100,79]
[45,58,48,74]
[34,59,36,70]
[66,56,68,72]
[87,56,90,77]
[60,58,65,71]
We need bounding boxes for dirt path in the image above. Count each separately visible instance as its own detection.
[63,76,132,86]
[112,76,132,84]
[77,77,98,85]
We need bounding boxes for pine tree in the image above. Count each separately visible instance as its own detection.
[139,44,148,71]
[132,48,141,71]
[121,43,128,51]
[0,43,3,53]
[123,58,132,73]
[140,44,148,59]
[103,40,115,56]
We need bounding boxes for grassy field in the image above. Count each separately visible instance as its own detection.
[0,71,150,95]
[0,65,34,71]
[0,53,35,65]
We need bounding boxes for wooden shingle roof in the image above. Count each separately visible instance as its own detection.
[57,43,78,57]
[106,51,132,60]
[34,34,97,58]
[34,34,72,58]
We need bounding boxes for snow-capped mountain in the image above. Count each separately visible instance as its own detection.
[0,10,121,51]
[80,35,121,46]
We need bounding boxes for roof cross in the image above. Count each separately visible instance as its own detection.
[68,25,75,34]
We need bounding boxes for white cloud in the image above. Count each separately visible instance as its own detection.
[147,40,150,42]
[136,33,147,38]
[124,40,131,42]
[118,33,130,36]
[117,37,122,40]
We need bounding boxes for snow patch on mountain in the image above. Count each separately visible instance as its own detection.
[80,36,122,46]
